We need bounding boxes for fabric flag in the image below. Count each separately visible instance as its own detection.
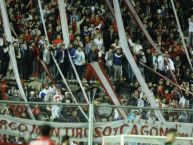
[57,0,89,104]
[37,0,89,120]
[0,0,35,120]
[123,0,161,54]
[86,62,127,119]
[170,0,192,70]
[113,0,165,122]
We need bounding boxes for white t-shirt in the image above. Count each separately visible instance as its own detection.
[51,105,61,119]
[189,18,193,32]
[137,98,144,107]
[114,108,120,120]
[39,88,51,100]
[128,39,143,54]
[157,55,165,71]
[43,48,51,65]
[74,50,85,66]
[179,96,186,108]
[165,58,175,71]
[0,38,3,46]
[94,38,104,50]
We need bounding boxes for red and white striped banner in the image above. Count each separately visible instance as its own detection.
[86,62,127,119]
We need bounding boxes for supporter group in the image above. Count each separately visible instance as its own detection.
[0,0,193,144]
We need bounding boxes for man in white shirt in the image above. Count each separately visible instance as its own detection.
[189,15,193,46]
[165,57,175,72]
[179,95,186,108]
[105,48,113,78]
[156,54,165,75]
[137,96,144,108]
[39,84,52,102]
[74,47,85,79]
[114,108,121,121]
[93,33,104,51]
[41,44,51,79]
[51,104,62,120]
[128,39,143,54]
[164,52,175,78]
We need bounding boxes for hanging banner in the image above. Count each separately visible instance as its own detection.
[123,0,180,83]
[113,0,165,122]
[104,0,115,18]
[89,62,127,119]
[37,0,89,121]
[123,0,161,54]
[105,0,182,96]
[0,115,193,143]
[0,0,35,120]
[38,59,56,84]
[170,0,193,70]
[57,0,89,104]
[140,62,193,95]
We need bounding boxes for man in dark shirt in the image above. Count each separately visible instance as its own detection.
[56,44,70,79]
[165,128,177,145]
[0,41,10,77]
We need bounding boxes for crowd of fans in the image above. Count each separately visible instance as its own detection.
[0,0,193,127]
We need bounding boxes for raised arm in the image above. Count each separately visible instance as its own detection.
[128,38,135,47]
[78,16,85,25]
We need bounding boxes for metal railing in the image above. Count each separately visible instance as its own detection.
[1,101,192,112]
[0,100,193,144]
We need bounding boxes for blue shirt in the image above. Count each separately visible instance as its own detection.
[113,53,123,65]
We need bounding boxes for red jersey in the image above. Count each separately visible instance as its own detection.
[29,137,55,145]
[52,38,63,45]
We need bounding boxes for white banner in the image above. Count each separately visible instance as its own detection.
[113,0,165,122]
[0,115,193,143]
[170,0,193,70]
[0,0,35,120]
[57,0,90,104]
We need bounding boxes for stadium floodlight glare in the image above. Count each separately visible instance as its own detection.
[102,134,193,145]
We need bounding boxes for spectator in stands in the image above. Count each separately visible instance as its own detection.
[53,34,63,45]
[88,45,98,63]
[145,48,154,83]
[41,44,51,79]
[93,33,104,52]
[57,44,70,78]
[0,40,10,77]
[67,110,80,122]
[105,47,113,78]
[137,50,147,79]
[189,15,193,46]
[74,47,85,79]
[0,38,3,77]
[156,53,165,76]
[113,47,123,81]
[39,83,51,102]
[23,43,34,79]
